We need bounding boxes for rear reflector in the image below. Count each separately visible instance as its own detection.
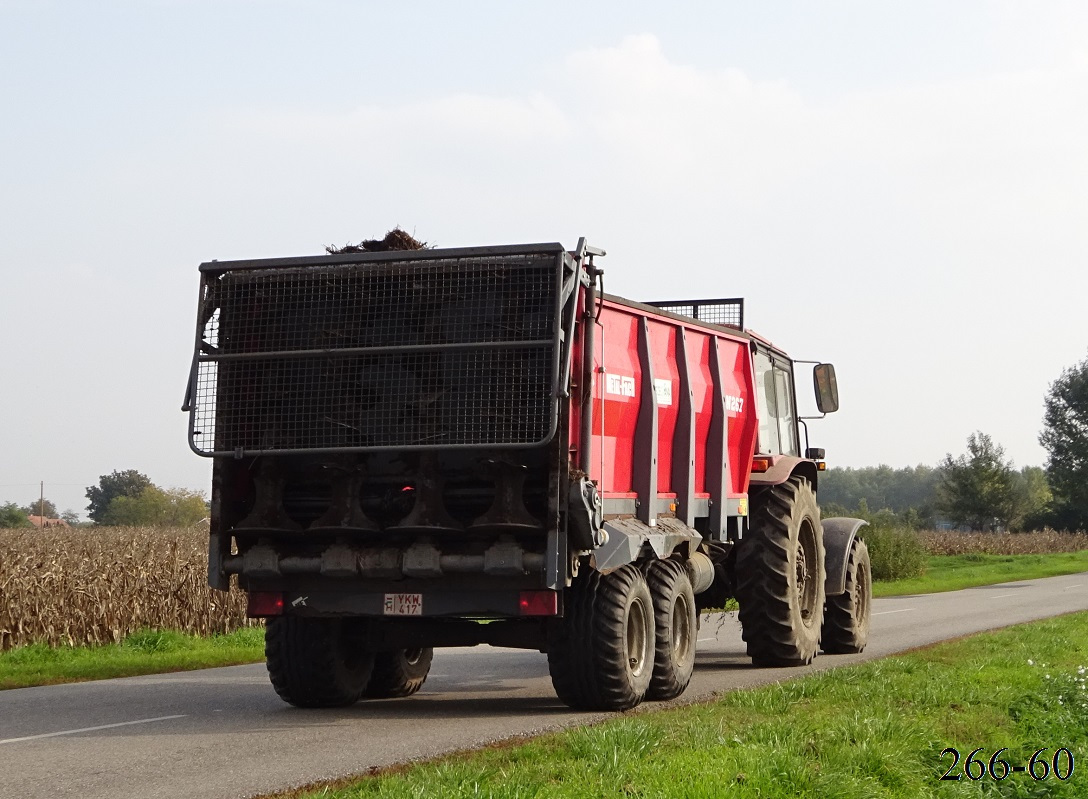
[247,591,284,617]
[751,457,771,473]
[519,590,558,616]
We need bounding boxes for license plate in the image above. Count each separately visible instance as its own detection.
[383,593,423,616]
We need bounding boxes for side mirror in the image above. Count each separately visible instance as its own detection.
[813,363,839,414]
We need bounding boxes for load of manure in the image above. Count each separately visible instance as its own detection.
[325,227,428,254]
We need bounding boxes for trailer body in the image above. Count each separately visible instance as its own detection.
[184,239,870,710]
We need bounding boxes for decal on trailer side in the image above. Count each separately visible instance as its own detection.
[605,374,636,397]
[654,379,673,407]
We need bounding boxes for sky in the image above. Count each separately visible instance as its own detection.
[2,1,1087,519]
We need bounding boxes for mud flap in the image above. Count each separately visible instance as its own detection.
[822,517,868,597]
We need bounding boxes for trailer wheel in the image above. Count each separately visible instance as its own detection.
[644,559,697,701]
[547,564,654,710]
[265,617,374,708]
[363,648,434,698]
[737,476,825,667]
[821,539,872,654]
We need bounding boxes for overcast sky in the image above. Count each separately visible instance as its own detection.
[2,1,1087,518]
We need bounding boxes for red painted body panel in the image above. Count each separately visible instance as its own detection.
[571,296,758,508]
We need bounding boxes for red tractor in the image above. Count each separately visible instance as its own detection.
[184,238,871,710]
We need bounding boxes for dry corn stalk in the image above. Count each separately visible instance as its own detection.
[918,528,1088,556]
[0,526,252,650]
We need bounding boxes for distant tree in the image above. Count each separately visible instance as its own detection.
[937,432,1016,531]
[86,470,153,523]
[1039,354,1088,531]
[818,464,939,526]
[60,509,81,525]
[0,502,32,528]
[100,486,208,527]
[21,498,58,520]
[1009,466,1053,531]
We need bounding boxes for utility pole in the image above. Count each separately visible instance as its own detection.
[40,481,44,525]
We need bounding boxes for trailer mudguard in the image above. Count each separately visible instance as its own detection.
[590,516,702,574]
[822,517,868,597]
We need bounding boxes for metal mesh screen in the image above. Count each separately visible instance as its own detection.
[189,254,563,455]
[646,298,744,329]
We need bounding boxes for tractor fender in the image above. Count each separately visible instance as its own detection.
[748,455,819,491]
[822,517,868,596]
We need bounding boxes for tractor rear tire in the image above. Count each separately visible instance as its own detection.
[644,559,696,701]
[363,648,434,698]
[822,539,872,654]
[737,477,825,667]
[547,564,654,711]
[265,617,374,707]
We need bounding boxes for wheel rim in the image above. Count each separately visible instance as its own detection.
[796,519,819,627]
[672,591,693,662]
[855,559,871,622]
[627,597,649,677]
[403,648,424,665]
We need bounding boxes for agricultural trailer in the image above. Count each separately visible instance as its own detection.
[183,238,872,711]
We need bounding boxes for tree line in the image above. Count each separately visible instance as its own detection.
[4,353,1087,533]
[821,353,1088,532]
[0,469,207,528]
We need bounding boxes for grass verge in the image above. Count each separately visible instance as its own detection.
[270,612,1088,799]
[874,551,1088,597]
[0,627,265,690]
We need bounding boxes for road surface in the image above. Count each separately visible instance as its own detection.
[2,571,1085,799]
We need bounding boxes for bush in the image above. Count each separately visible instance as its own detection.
[861,522,927,581]
[0,502,31,528]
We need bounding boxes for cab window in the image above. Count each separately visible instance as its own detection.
[753,348,799,456]
[753,350,779,454]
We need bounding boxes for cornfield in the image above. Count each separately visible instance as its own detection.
[0,526,251,651]
[918,528,1088,556]
[2,525,1084,652]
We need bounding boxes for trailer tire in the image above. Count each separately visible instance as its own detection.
[644,558,696,701]
[363,648,434,698]
[737,477,825,667]
[821,539,872,654]
[265,617,374,708]
[547,564,654,711]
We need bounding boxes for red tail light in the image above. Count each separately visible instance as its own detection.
[519,590,558,616]
[247,591,284,617]
[751,457,771,473]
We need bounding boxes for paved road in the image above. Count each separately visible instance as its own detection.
[3,572,1086,799]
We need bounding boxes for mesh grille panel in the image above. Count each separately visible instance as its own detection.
[189,253,562,454]
[204,258,557,352]
[647,298,744,329]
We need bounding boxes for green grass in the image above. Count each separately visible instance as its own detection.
[0,626,265,690]
[874,551,1088,597]
[269,612,1088,799]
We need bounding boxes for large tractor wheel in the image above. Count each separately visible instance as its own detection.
[736,477,825,666]
[363,648,434,698]
[822,539,872,654]
[644,559,696,701]
[265,617,374,707]
[547,564,655,711]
